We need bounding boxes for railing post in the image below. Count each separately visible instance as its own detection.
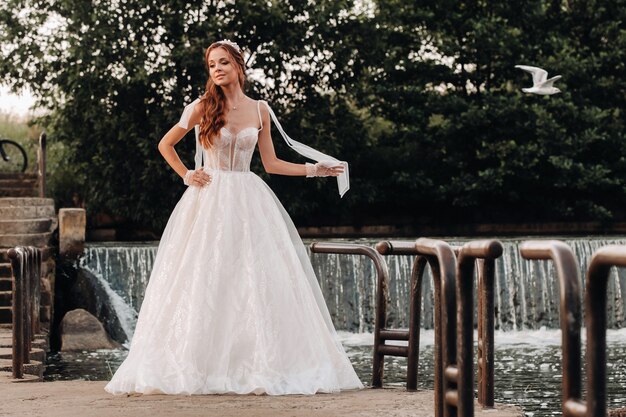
[23,247,32,362]
[453,240,503,417]
[375,240,428,392]
[407,255,428,391]
[585,246,626,417]
[37,131,46,198]
[32,247,41,335]
[309,242,389,388]
[519,240,583,417]
[412,238,457,417]
[477,256,496,407]
[8,248,24,379]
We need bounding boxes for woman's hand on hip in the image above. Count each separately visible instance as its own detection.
[183,168,212,187]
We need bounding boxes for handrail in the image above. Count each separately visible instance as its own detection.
[585,245,626,417]
[8,246,42,379]
[309,242,389,387]
[414,238,457,417]
[37,131,46,198]
[447,239,503,417]
[519,240,582,417]
[374,241,434,395]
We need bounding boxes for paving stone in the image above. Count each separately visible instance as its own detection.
[0,232,53,248]
[0,198,54,207]
[0,218,53,234]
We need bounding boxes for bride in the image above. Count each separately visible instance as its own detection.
[104,40,363,395]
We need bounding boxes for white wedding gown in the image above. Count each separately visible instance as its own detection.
[104,100,363,395]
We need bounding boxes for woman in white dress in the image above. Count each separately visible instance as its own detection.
[104,40,363,395]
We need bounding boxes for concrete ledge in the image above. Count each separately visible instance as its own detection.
[0,370,40,383]
[0,189,38,198]
[0,173,37,180]
[0,205,56,220]
[0,359,44,379]
[0,347,46,363]
[0,232,53,247]
[59,208,86,258]
[0,336,48,350]
[0,218,53,234]
[0,198,54,207]
[297,222,626,238]
[0,179,37,188]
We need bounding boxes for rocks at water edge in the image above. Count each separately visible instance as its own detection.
[59,308,121,351]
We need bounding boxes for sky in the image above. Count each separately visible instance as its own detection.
[0,86,36,117]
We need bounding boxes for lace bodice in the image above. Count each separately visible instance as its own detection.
[177,97,350,196]
[205,127,260,172]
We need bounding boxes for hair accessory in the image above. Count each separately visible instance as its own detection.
[217,39,241,53]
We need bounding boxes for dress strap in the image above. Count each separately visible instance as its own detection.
[177,98,203,171]
[260,100,349,198]
[257,100,263,131]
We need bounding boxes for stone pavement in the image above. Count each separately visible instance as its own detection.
[0,379,523,417]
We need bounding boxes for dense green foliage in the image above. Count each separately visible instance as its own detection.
[1,0,624,231]
[0,112,38,167]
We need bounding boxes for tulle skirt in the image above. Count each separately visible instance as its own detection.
[104,169,363,395]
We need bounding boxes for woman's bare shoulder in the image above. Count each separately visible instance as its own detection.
[189,98,206,125]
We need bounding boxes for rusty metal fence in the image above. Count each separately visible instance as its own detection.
[312,238,621,417]
[311,238,502,417]
[375,238,457,417]
[309,242,390,388]
[8,246,41,379]
[520,240,625,417]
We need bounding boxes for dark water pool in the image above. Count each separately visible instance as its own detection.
[45,331,626,416]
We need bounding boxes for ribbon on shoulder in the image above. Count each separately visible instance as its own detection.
[177,98,349,197]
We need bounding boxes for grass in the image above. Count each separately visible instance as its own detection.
[0,111,41,173]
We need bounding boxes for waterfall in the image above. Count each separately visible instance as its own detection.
[80,237,626,334]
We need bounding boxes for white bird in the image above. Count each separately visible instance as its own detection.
[515,65,562,95]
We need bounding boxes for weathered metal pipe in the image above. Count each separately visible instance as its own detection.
[477,257,496,407]
[37,131,46,198]
[520,240,582,417]
[8,248,24,379]
[374,238,457,417]
[8,246,42,379]
[585,245,626,417]
[310,242,389,388]
[454,240,503,417]
[414,238,457,417]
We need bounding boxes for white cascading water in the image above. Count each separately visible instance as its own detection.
[80,237,626,339]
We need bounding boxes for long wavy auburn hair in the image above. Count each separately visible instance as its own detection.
[198,42,247,148]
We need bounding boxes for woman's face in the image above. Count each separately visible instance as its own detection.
[208,47,238,87]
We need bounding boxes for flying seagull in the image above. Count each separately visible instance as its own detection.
[515,65,562,95]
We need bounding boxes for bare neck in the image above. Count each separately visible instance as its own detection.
[221,84,245,105]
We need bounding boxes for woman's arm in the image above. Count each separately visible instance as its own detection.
[257,104,307,176]
[257,104,344,177]
[157,102,210,186]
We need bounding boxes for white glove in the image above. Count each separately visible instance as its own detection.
[183,168,212,187]
[305,161,346,177]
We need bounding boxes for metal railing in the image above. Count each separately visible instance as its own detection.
[37,131,47,198]
[519,240,585,417]
[312,238,621,417]
[374,238,457,417]
[309,242,390,388]
[445,240,503,417]
[8,246,41,379]
[584,245,626,417]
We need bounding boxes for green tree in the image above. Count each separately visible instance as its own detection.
[0,0,373,230]
[1,0,624,233]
